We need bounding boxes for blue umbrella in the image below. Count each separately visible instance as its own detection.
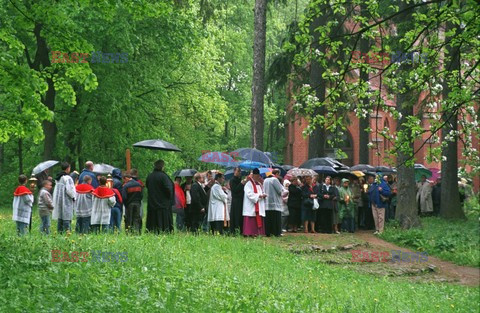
[258,168,273,178]
[198,152,238,167]
[232,148,272,165]
[237,160,268,170]
[312,165,338,175]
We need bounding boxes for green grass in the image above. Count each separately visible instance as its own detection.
[380,216,480,267]
[0,208,478,312]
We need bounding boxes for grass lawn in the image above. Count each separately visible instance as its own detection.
[380,216,480,267]
[0,208,478,312]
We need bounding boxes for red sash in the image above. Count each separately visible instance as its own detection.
[248,177,263,228]
[75,184,94,194]
[92,186,115,198]
[13,185,32,196]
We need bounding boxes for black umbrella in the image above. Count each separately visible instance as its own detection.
[32,160,59,175]
[300,157,349,170]
[375,166,396,174]
[133,139,181,152]
[281,164,295,171]
[173,169,197,177]
[351,164,375,172]
[334,170,358,180]
[312,165,338,175]
[272,164,287,177]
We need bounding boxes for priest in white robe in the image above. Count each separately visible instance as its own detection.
[242,168,267,236]
[207,173,229,234]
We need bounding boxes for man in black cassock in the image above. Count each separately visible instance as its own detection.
[146,160,174,233]
[189,173,207,233]
[229,167,245,234]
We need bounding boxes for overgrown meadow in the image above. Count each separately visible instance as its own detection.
[0,208,478,312]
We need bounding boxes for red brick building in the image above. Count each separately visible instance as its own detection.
[284,80,480,192]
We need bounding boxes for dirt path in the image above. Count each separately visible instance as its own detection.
[354,231,479,287]
[279,231,479,287]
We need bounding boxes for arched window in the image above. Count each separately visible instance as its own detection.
[324,130,354,166]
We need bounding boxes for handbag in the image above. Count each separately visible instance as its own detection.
[313,198,319,210]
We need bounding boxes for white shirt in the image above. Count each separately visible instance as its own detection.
[242,180,266,217]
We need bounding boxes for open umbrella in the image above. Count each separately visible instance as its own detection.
[300,157,349,170]
[415,167,432,181]
[334,170,358,180]
[375,166,396,174]
[93,163,115,174]
[198,152,238,167]
[312,165,338,175]
[133,139,181,152]
[32,160,59,175]
[350,164,375,172]
[237,160,269,170]
[173,169,197,177]
[351,171,365,178]
[232,148,272,165]
[281,164,295,171]
[272,165,287,177]
[287,168,317,177]
[258,168,273,178]
[225,168,249,180]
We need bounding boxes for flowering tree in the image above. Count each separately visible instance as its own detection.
[291,0,479,225]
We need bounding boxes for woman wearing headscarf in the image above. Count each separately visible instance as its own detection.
[368,175,391,235]
[338,179,355,233]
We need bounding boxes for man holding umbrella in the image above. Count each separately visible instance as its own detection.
[146,160,174,233]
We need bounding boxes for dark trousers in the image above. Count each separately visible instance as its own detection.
[189,212,204,233]
[317,208,333,233]
[110,207,122,232]
[342,217,355,233]
[125,202,142,234]
[76,216,90,234]
[184,204,191,230]
[210,221,225,235]
[57,219,71,233]
[265,210,282,237]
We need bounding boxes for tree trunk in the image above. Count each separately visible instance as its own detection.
[30,23,57,161]
[440,21,465,219]
[358,4,370,164]
[395,92,421,228]
[250,0,267,150]
[308,12,326,159]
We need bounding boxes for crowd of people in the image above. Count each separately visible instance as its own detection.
[12,159,413,237]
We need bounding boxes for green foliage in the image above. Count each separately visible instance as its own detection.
[381,216,480,267]
[290,0,480,172]
[0,208,478,312]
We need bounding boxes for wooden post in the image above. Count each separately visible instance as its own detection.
[126,149,131,171]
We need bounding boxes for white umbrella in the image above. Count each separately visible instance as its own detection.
[32,160,59,175]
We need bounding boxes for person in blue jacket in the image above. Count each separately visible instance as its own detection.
[78,161,99,188]
[368,174,391,235]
